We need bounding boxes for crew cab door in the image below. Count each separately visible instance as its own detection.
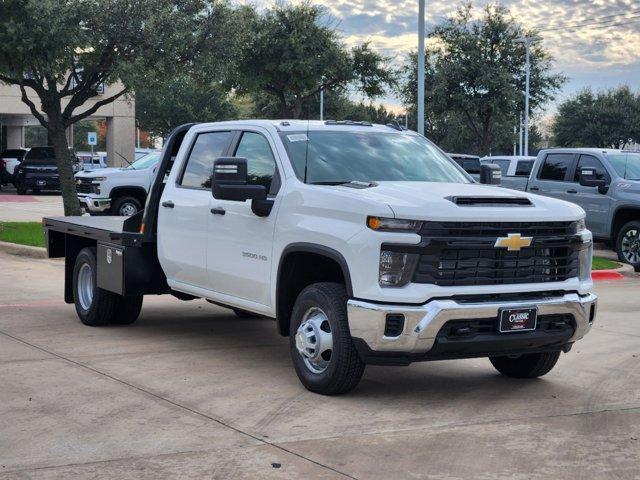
[158,129,233,288]
[571,154,613,236]
[528,153,577,202]
[207,129,281,306]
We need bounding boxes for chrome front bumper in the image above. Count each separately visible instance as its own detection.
[347,293,597,354]
[78,195,111,213]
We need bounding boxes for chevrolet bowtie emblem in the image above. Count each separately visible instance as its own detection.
[494,233,533,251]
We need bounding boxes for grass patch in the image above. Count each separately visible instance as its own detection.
[592,256,620,271]
[0,222,45,247]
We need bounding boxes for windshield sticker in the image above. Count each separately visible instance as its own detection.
[287,134,308,143]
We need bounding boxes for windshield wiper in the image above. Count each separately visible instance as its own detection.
[309,180,377,188]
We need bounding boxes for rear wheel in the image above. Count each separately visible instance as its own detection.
[616,220,640,268]
[112,196,142,216]
[72,247,143,326]
[289,282,365,395]
[489,351,561,378]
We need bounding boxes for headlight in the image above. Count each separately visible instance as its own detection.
[572,218,586,234]
[92,185,101,195]
[368,216,422,233]
[91,177,107,182]
[379,250,419,287]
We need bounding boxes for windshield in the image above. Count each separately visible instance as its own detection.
[127,152,161,170]
[23,147,56,165]
[280,131,470,184]
[608,153,640,180]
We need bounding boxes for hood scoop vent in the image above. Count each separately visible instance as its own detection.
[447,196,533,207]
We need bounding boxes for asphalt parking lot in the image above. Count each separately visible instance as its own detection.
[0,250,639,479]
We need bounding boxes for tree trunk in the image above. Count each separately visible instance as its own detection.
[49,123,81,216]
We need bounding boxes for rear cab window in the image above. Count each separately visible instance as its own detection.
[539,153,574,181]
[515,160,534,177]
[179,131,232,189]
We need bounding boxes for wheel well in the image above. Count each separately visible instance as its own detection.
[111,187,147,206]
[612,208,640,243]
[276,249,350,336]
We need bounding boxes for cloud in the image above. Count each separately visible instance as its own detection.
[316,0,640,109]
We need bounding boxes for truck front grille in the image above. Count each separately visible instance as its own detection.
[414,245,580,286]
[76,178,94,194]
[395,221,583,287]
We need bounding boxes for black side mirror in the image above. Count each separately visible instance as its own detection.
[578,168,608,193]
[480,164,502,185]
[211,157,273,217]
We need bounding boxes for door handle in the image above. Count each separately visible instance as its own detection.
[210,207,226,215]
[530,186,539,191]
[567,189,577,194]
[161,200,175,208]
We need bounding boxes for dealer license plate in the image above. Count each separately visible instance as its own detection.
[499,307,538,333]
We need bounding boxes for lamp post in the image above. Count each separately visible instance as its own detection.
[417,0,425,135]
[514,35,540,156]
[319,76,325,121]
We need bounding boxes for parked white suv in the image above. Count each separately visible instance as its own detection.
[74,152,161,215]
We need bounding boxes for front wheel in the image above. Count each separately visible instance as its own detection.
[16,183,26,195]
[490,351,561,378]
[112,196,142,216]
[289,282,365,395]
[616,220,640,268]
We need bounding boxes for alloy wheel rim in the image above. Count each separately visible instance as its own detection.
[295,307,333,374]
[622,229,640,264]
[119,203,137,216]
[77,263,94,311]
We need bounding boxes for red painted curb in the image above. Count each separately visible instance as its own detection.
[592,270,624,281]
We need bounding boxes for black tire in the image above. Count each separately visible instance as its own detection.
[490,351,561,379]
[233,308,260,319]
[32,188,40,194]
[289,282,365,395]
[16,184,26,195]
[616,220,640,268]
[111,296,144,325]
[73,247,120,326]
[112,196,142,216]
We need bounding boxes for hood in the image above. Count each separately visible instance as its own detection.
[327,181,585,222]
[76,167,122,178]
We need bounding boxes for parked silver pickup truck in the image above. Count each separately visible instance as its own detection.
[526,148,640,270]
[481,156,536,191]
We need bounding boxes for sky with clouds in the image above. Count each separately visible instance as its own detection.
[247,0,640,116]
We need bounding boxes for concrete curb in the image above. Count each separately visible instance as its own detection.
[0,240,47,259]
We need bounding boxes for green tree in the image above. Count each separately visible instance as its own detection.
[136,75,238,139]
[553,87,640,148]
[232,3,394,119]
[0,0,239,215]
[400,3,564,155]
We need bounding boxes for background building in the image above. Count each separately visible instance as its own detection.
[0,82,135,166]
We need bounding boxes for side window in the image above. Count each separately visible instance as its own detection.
[539,154,573,181]
[180,131,231,189]
[492,160,510,175]
[234,131,277,192]
[515,160,534,177]
[574,155,610,183]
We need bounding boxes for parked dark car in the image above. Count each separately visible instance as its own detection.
[1,148,28,186]
[15,147,79,195]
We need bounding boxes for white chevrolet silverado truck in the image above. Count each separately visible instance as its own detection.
[74,152,161,216]
[44,120,597,395]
